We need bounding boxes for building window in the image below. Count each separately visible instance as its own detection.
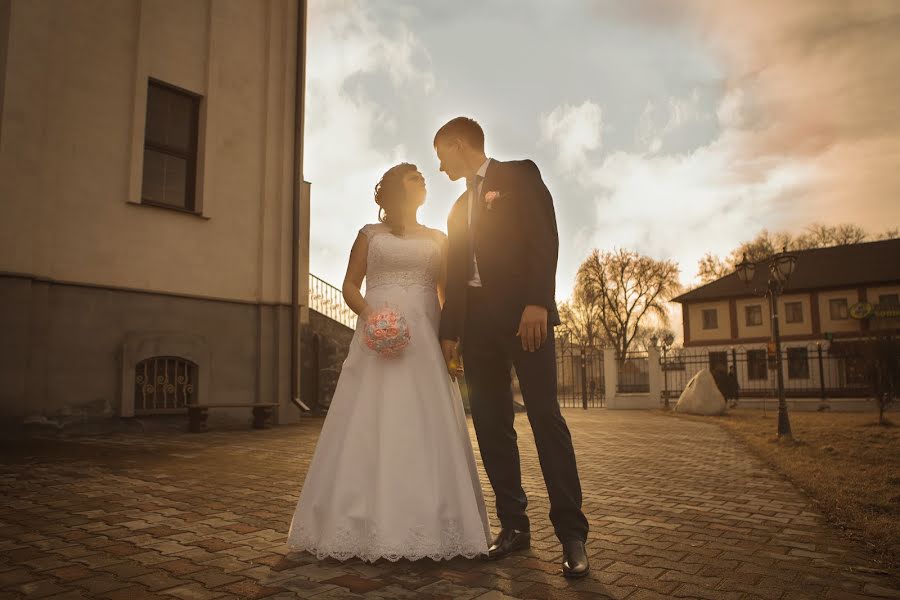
[829,298,849,320]
[745,304,763,327]
[747,350,768,380]
[787,347,809,379]
[708,351,728,374]
[702,309,718,330]
[141,79,201,212]
[134,356,197,414]
[784,302,804,324]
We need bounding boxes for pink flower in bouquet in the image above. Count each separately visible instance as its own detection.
[364,307,410,357]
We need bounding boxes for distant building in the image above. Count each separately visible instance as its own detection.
[672,239,900,398]
[0,1,310,425]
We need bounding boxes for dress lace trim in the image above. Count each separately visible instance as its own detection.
[287,520,487,563]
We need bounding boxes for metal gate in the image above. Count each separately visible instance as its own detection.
[556,346,605,408]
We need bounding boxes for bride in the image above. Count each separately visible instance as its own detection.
[287,163,491,562]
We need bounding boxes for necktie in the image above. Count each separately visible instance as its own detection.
[467,175,483,279]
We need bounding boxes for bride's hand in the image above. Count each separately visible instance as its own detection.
[441,339,462,380]
[360,305,374,321]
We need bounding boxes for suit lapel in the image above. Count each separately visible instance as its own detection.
[479,159,499,213]
[475,159,500,233]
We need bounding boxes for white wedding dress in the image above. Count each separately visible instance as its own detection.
[287,223,491,562]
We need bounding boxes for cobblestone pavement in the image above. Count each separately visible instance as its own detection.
[1,410,898,600]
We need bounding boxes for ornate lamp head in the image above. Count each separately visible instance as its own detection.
[772,246,797,283]
[735,253,756,285]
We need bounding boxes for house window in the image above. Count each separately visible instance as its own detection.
[708,351,728,374]
[787,347,809,379]
[141,79,201,212]
[745,304,763,327]
[702,309,718,330]
[747,349,768,380]
[784,302,804,324]
[829,298,849,320]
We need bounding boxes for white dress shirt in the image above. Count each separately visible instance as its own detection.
[467,157,492,287]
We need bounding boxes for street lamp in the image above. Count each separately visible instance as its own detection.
[651,333,676,409]
[735,248,797,440]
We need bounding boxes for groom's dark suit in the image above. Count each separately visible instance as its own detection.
[440,158,588,544]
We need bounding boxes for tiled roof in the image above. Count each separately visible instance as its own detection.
[673,238,900,304]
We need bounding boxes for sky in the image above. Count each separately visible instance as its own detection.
[303,0,900,300]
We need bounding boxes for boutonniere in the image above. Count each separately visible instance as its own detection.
[484,190,502,211]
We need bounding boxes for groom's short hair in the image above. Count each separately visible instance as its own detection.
[434,117,485,152]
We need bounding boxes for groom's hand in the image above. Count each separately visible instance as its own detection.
[441,339,461,380]
[517,305,548,352]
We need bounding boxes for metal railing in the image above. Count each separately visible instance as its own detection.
[661,344,873,403]
[309,273,356,329]
[616,351,650,394]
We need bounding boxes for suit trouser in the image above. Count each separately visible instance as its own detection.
[462,287,588,544]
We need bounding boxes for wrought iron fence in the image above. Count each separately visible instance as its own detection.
[309,273,356,329]
[661,344,872,404]
[617,351,650,394]
[556,346,605,408]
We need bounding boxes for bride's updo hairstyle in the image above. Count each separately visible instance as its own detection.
[374,162,417,236]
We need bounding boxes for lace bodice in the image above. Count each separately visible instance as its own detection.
[360,223,445,291]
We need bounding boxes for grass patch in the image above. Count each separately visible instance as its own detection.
[666,407,900,571]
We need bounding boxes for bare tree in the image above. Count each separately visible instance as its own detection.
[696,252,729,284]
[794,223,868,249]
[575,249,681,358]
[558,278,607,350]
[696,224,899,284]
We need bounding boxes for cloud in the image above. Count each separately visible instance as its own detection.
[304,1,434,285]
[683,0,900,230]
[543,92,817,286]
[548,1,900,289]
[539,101,603,172]
[586,131,814,279]
[635,90,703,153]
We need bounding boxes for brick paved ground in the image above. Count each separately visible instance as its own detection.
[1,410,898,600]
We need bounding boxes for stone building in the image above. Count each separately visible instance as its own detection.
[0,0,311,427]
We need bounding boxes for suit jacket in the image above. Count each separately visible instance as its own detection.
[439,158,561,342]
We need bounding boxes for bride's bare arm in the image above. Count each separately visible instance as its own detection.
[342,233,373,319]
[437,234,448,308]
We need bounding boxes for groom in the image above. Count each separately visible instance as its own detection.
[434,117,589,577]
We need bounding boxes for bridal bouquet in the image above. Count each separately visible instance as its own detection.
[363,306,411,358]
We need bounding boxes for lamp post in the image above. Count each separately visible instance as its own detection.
[651,333,676,409]
[735,248,797,440]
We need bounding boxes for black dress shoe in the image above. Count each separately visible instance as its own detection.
[485,528,531,561]
[562,540,590,578]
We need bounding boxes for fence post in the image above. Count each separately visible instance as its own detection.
[648,346,662,407]
[580,348,588,410]
[603,348,617,406]
[817,343,829,411]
